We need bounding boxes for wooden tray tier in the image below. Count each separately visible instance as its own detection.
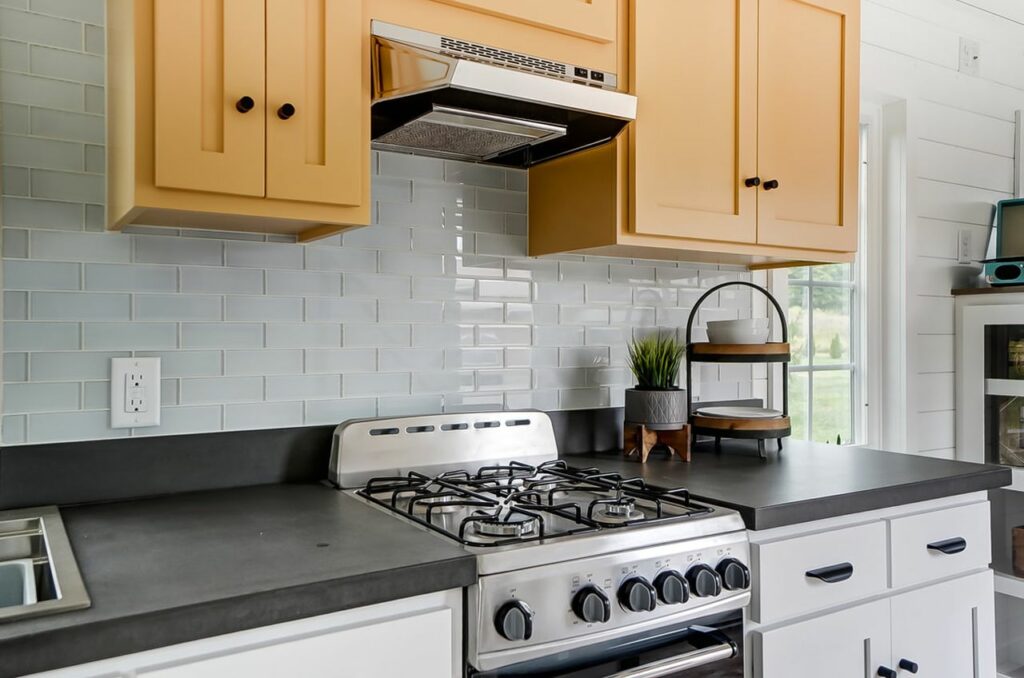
[691,415,792,440]
[688,342,791,363]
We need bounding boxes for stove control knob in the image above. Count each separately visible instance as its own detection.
[572,585,612,624]
[685,563,723,597]
[654,570,690,605]
[716,558,751,591]
[494,600,533,641]
[618,577,657,612]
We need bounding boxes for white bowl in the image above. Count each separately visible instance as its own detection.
[706,319,770,344]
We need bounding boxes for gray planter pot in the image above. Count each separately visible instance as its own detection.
[624,388,688,430]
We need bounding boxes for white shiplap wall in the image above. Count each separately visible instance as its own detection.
[863,0,1024,457]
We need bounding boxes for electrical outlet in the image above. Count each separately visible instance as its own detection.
[111,357,160,428]
[958,230,973,264]
[959,37,981,76]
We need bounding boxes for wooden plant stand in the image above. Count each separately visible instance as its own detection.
[623,423,691,463]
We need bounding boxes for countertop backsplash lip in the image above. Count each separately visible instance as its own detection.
[0,1,764,446]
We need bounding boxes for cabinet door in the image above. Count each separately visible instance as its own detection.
[136,608,453,678]
[756,0,859,252]
[754,599,891,678]
[630,0,758,243]
[430,0,617,43]
[890,571,996,678]
[153,0,266,197]
[265,0,368,207]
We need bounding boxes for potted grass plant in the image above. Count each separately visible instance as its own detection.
[624,332,687,429]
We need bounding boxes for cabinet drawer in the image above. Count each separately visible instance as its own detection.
[888,501,991,589]
[751,521,887,623]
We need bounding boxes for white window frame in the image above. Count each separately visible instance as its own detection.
[767,112,882,446]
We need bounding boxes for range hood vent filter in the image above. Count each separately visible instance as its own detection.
[374,106,567,161]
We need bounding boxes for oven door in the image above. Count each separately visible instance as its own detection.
[469,612,742,678]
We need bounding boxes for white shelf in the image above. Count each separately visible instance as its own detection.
[996,572,1024,600]
[988,379,1024,398]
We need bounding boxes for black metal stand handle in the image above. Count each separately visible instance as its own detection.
[684,281,788,345]
[927,537,967,554]
[805,562,854,583]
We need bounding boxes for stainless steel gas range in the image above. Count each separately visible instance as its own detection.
[329,411,750,677]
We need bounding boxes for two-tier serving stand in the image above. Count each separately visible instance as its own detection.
[684,281,791,459]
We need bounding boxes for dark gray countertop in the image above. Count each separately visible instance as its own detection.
[564,439,1011,530]
[0,483,476,677]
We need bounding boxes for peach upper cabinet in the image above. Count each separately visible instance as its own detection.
[529,0,860,265]
[107,0,370,242]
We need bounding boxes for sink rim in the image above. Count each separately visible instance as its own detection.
[0,505,90,623]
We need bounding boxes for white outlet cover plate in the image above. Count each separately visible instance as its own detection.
[110,357,161,429]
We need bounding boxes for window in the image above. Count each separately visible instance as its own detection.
[787,263,857,443]
[784,124,870,445]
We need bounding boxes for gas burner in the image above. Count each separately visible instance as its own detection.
[591,496,646,524]
[472,513,539,538]
[407,492,461,514]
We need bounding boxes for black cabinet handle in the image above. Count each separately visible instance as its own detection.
[878,667,897,678]
[235,96,255,113]
[899,658,919,673]
[927,537,967,555]
[805,562,854,583]
[277,103,296,120]
[745,177,761,188]
[763,179,780,190]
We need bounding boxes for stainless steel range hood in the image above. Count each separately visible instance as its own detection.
[370,21,637,168]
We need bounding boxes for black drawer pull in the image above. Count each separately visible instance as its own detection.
[805,562,854,583]
[927,537,967,554]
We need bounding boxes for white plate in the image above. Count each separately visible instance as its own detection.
[696,406,783,419]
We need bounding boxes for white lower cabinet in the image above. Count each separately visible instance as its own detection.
[755,572,995,677]
[29,590,462,678]
[754,599,891,678]
[747,494,997,678]
[889,571,995,678]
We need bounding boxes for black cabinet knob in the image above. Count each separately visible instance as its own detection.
[277,103,296,120]
[877,668,897,678]
[618,577,657,612]
[763,179,780,190]
[745,177,761,188]
[899,658,919,673]
[572,585,611,624]
[715,558,751,591]
[654,570,689,605]
[494,600,533,641]
[235,96,255,113]
[685,563,722,598]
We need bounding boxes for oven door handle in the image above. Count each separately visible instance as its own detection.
[605,626,738,678]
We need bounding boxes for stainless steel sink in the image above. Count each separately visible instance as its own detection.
[0,506,90,622]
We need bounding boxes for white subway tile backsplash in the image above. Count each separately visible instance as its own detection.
[32,291,129,320]
[225,295,302,322]
[5,321,79,350]
[344,372,409,397]
[135,293,221,321]
[224,401,303,430]
[266,374,340,401]
[305,348,376,373]
[0,8,756,443]
[5,259,80,290]
[304,398,376,424]
[266,323,340,349]
[226,241,303,270]
[266,269,340,297]
[4,381,78,413]
[182,322,262,349]
[344,323,410,348]
[225,349,301,376]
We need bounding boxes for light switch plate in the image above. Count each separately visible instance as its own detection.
[959,37,981,76]
[958,230,973,264]
[111,357,160,428]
